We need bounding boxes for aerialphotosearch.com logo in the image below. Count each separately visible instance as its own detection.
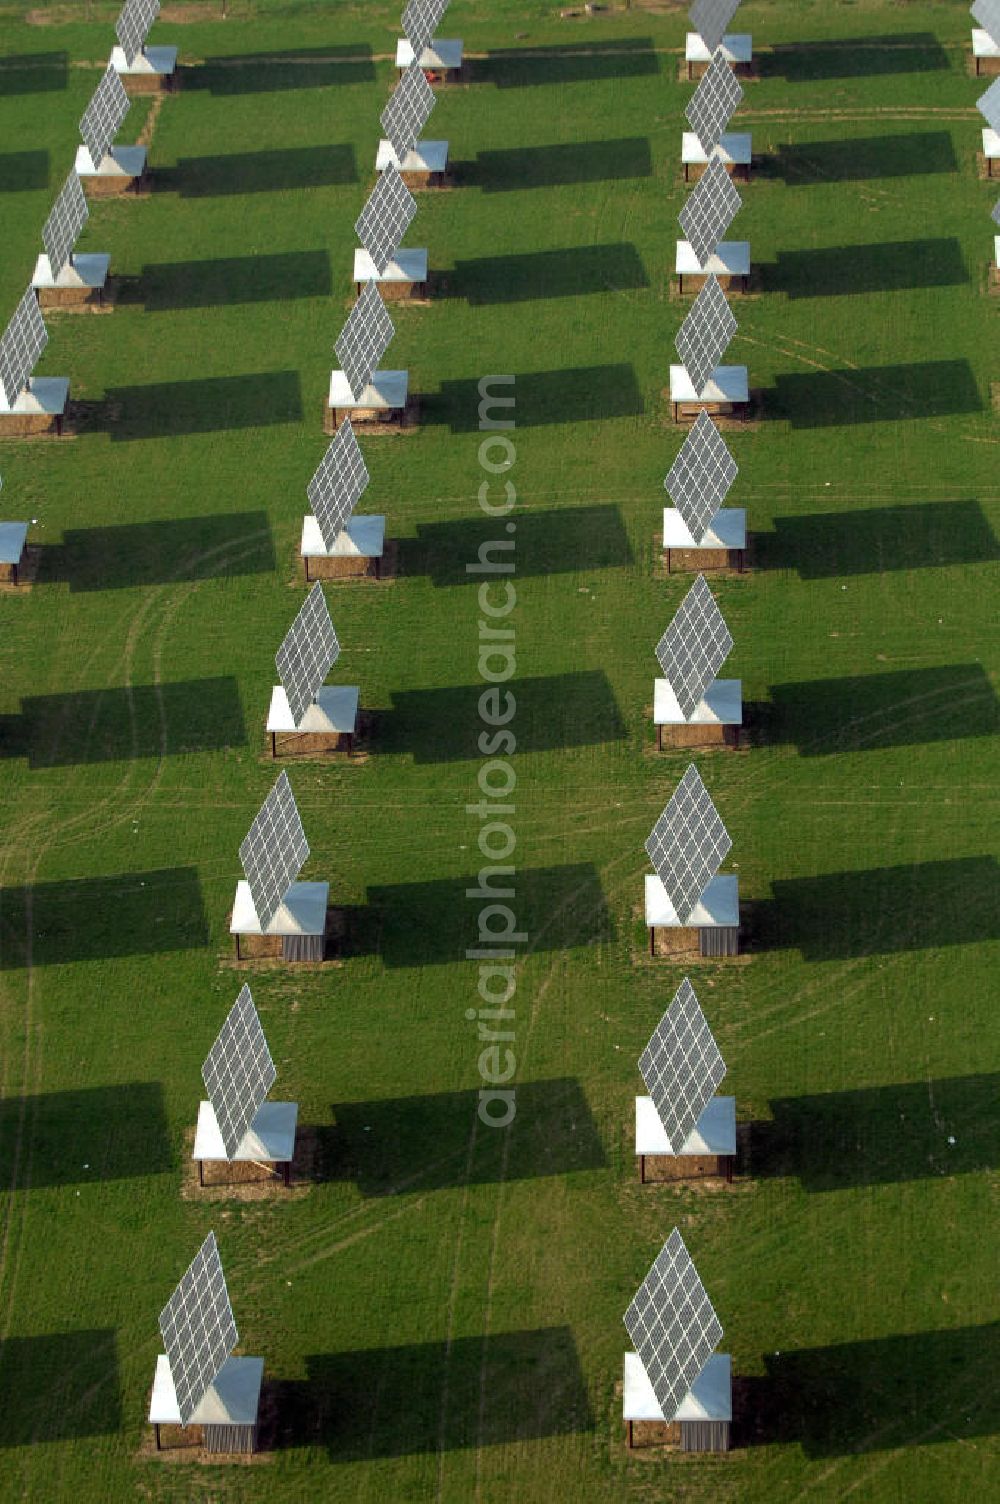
[466,375,520,1129]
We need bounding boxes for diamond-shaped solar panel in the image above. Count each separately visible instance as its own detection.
[276,583,340,729]
[0,288,47,409]
[116,0,160,66]
[381,63,436,164]
[335,282,395,402]
[678,156,742,267]
[239,771,309,932]
[79,64,131,167]
[356,165,417,276]
[202,984,277,1160]
[42,171,89,281]
[979,76,1000,133]
[689,0,741,53]
[664,410,738,542]
[655,574,733,721]
[685,49,743,155]
[639,977,726,1151]
[307,418,370,551]
[645,763,731,923]
[159,1232,238,1428]
[402,0,450,55]
[993,196,1000,228]
[624,1227,723,1420]
[675,273,737,396]
[973,0,1000,48]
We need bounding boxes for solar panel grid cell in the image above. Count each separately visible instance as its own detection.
[655,574,733,720]
[0,288,47,408]
[664,410,739,542]
[644,764,731,923]
[239,771,310,932]
[276,583,340,728]
[685,49,743,155]
[675,273,737,395]
[159,1232,238,1426]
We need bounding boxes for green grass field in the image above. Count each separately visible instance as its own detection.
[0,1,998,1498]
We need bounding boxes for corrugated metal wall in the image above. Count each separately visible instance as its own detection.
[699,926,739,957]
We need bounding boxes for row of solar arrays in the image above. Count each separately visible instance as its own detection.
[152,0,466,1438]
[973,3,1000,248]
[0,0,159,410]
[624,0,747,1435]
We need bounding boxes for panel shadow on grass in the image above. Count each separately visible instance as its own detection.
[749,1326,1000,1455]
[0,868,208,969]
[747,1074,1000,1191]
[755,500,999,578]
[768,361,980,428]
[756,665,999,756]
[1,678,247,767]
[184,46,375,93]
[41,512,275,592]
[0,51,68,94]
[322,1078,605,1195]
[157,145,357,196]
[0,1082,171,1188]
[0,1332,120,1447]
[444,243,648,304]
[461,138,653,191]
[405,505,633,585]
[125,250,332,311]
[760,33,949,82]
[763,132,957,185]
[762,239,967,299]
[429,366,642,431]
[748,857,999,961]
[275,1328,591,1458]
[472,38,659,86]
[0,150,48,191]
[379,672,625,762]
[104,371,302,440]
[366,863,611,968]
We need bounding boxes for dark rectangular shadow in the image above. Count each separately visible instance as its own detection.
[755,500,999,578]
[769,361,980,427]
[763,132,958,185]
[101,372,302,440]
[0,1332,120,1446]
[461,138,653,191]
[363,863,611,968]
[377,672,625,762]
[748,857,999,961]
[0,51,67,94]
[0,149,48,191]
[757,665,999,756]
[123,250,332,311]
[472,38,659,86]
[762,238,967,299]
[321,1078,605,1195]
[748,1074,1000,1192]
[0,868,209,969]
[405,505,632,585]
[760,33,949,82]
[271,1329,592,1457]
[184,45,375,93]
[1,677,247,766]
[0,1082,172,1188]
[429,366,642,431]
[445,243,648,304]
[157,145,357,196]
[40,511,275,592]
[744,1326,1000,1455]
